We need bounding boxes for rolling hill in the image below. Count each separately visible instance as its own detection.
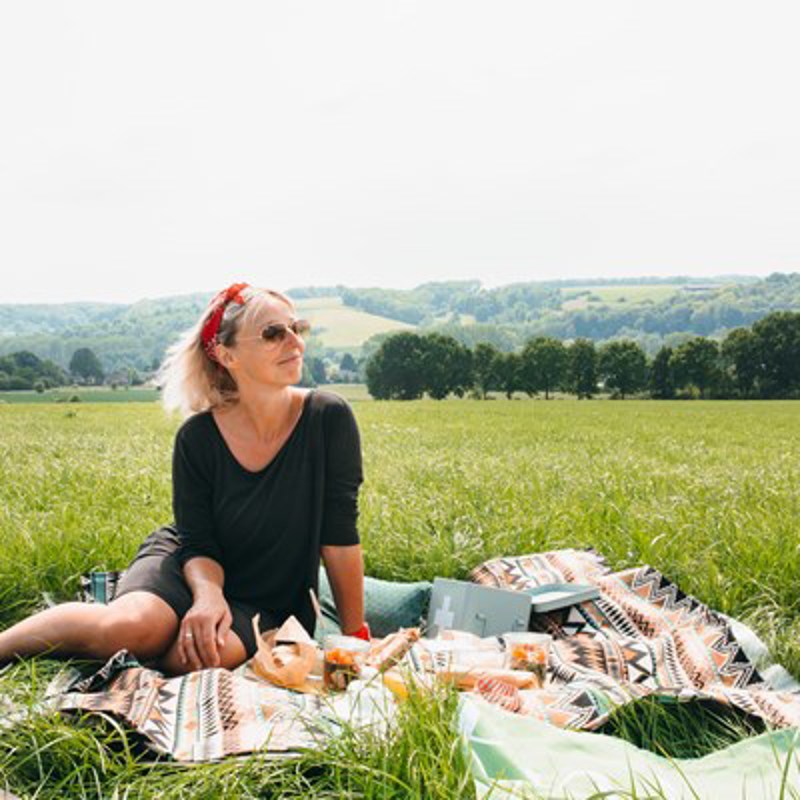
[1,273,797,371]
[0,292,415,372]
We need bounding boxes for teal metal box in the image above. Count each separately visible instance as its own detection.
[426,578,531,638]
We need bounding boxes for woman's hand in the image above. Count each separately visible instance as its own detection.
[177,588,232,670]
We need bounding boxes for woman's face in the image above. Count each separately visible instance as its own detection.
[222,296,306,388]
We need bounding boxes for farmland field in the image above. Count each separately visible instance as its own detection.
[0,398,798,797]
[0,384,368,405]
[294,295,415,348]
[560,283,687,310]
[0,387,161,404]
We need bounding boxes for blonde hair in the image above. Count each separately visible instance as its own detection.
[158,285,293,417]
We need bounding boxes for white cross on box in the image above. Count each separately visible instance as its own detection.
[432,594,455,630]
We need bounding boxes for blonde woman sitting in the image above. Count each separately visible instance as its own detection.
[0,283,368,673]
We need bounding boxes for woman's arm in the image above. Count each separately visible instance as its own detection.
[320,397,366,635]
[321,544,365,635]
[172,424,224,566]
[177,557,232,669]
[172,422,231,668]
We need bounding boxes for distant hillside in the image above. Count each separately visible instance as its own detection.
[345,273,800,353]
[292,296,413,348]
[0,291,413,372]
[1,273,797,370]
[538,273,800,340]
[0,293,212,373]
[335,277,725,325]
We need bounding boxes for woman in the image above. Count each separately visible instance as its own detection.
[0,282,367,674]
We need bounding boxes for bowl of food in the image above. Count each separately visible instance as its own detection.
[323,635,371,691]
[502,632,551,687]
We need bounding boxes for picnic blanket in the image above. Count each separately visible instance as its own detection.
[48,651,394,761]
[459,696,800,799]
[58,548,800,765]
[469,548,800,730]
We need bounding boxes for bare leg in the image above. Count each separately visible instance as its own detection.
[159,628,248,676]
[0,592,179,664]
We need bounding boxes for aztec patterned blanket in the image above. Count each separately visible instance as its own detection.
[48,651,327,761]
[55,549,799,761]
[48,651,393,761]
[469,548,800,730]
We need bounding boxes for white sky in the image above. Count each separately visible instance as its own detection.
[1,1,799,304]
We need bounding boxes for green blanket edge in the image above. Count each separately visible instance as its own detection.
[459,696,800,799]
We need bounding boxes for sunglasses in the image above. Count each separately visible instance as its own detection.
[239,319,311,347]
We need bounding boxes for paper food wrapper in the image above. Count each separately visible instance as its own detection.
[249,614,318,689]
[365,628,420,671]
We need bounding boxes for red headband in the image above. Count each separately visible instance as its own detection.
[201,282,250,361]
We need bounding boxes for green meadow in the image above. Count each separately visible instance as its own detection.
[0,398,798,797]
[0,388,161,404]
[560,284,684,310]
[294,296,415,348]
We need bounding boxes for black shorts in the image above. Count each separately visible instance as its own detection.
[114,527,284,658]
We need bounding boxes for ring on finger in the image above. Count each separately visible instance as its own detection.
[184,631,194,640]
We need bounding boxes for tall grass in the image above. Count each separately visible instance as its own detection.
[0,661,473,800]
[358,400,800,675]
[600,697,764,759]
[1,399,799,796]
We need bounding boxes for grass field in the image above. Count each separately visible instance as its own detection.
[0,398,798,797]
[0,385,368,405]
[294,296,414,348]
[0,387,161,404]
[560,284,686,310]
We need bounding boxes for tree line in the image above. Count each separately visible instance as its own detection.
[0,351,69,391]
[344,273,800,339]
[4,274,798,377]
[0,347,136,391]
[341,280,561,325]
[365,311,800,401]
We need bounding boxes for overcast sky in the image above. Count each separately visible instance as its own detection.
[1,1,799,304]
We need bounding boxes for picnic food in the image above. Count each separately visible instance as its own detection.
[475,675,522,712]
[503,632,551,687]
[509,644,547,683]
[323,635,370,691]
[365,628,420,671]
[447,667,539,690]
[250,614,317,689]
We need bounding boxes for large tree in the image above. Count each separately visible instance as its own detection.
[472,342,501,399]
[365,332,428,400]
[68,347,104,383]
[751,311,800,397]
[648,346,675,399]
[307,356,327,385]
[420,333,472,400]
[520,337,567,399]
[671,337,721,398]
[599,340,647,399]
[0,350,68,390]
[566,338,598,399]
[495,352,522,399]
[339,353,357,373]
[721,328,760,397]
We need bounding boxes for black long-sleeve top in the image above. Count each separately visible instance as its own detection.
[171,390,363,633]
